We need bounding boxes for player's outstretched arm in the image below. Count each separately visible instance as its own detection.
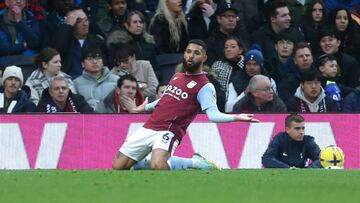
[234,114,259,122]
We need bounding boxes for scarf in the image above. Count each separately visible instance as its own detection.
[46,96,77,113]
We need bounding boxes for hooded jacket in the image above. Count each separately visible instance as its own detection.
[95,88,144,113]
[0,86,36,113]
[73,67,119,110]
[292,86,338,112]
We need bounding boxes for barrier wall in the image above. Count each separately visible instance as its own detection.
[0,114,359,169]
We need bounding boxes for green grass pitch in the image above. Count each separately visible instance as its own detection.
[1,169,360,203]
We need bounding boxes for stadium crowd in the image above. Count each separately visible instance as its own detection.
[1,0,360,113]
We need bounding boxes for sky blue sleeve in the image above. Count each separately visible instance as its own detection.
[197,83,236,122]
[197,83,218,111]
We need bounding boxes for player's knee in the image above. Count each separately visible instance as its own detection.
[151,160,169,170]
[112,154,133,170]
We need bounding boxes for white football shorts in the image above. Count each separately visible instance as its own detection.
[119,127,179,161]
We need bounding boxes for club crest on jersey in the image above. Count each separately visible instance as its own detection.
[186,81,197,89]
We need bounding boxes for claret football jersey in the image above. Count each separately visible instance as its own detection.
[143,72,209,141]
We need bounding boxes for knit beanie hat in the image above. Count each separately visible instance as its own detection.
[244,44,264,68]
[2,66,24,86]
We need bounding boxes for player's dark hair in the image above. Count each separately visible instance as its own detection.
[188,39,207,53]
[285,114,305,127]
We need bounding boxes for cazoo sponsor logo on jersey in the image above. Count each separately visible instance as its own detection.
[164,85,189,101]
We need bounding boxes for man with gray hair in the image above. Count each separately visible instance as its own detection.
[232,74,287,113]
[36,75,94,113]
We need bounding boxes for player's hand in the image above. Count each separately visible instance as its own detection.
[234,114,259,122]
[133,97,149,113]
[289,166,298,170]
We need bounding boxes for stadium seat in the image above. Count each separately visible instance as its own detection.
[155,53,183,83]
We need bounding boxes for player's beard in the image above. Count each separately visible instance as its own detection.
[183,59,201,74]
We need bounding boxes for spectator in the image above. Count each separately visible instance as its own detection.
[225,44,277,112]
[149,0,188,53]
[96,0,129,36]
[156,83,167,99]
[277,42,315,110]
[269,30,296,83]
[25,47,76,105]
[0,65,35,113]
[327,7,360,61]
[300,0,326,57]
[0,0,45,20]
[206,2,249,65]
[186,0,218,41]
[0,0,41,65]
[232,74,287,113]
[212,36,246,101]
[342,85,360,112]
[95,74,144,113]
[262,113,322,169]
[251,1,304,67]
[50,9,106,79]
[73,48,119,110]
[106,10,157,68]
[111,43,158,98]
[318,26,360,88]
[317,54,346,111]
[36,75,94,113]
[290,69,338,112]
[41,0,76,48]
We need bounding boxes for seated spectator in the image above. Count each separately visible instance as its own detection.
[110,43,158,98]
[96,0,128,36]
[36,75,94,113]
[277,42,315,109]
[0,0,41,65]
[318,26,360,88]
[212,36,246,101]
[0,0,45,20]
[95,74,144,113]
[50,8,106,79]
[156,83,167,99]
[300,0,326,58]
[186,0,218,41]
[73,48,119,110]
[149,0,188,53]
[225,44,277,112]
[269,30,296,83]
[262,113,322,168]
[40,0,76,47]
[317,54,349,111]
[251,1,304,67]
[327,7,360,61]
[342,85,360,112]
[232,74,287,113]
[206,2,249,65]
[106,10,157,68]
[0,65,35,113]
[290,69,338,112]
[25,48,76,105]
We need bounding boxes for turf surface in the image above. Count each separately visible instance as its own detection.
[1,169,359,203]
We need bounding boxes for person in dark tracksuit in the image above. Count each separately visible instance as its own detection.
[262,114,322,168]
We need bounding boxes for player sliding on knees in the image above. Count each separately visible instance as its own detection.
[113,39,259,171]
